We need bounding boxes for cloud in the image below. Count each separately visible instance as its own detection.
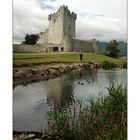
[76,12,127,42]
[13,0,127,43]
[37,0,57,10]
[13,0,52,43]
[40,4,55,10]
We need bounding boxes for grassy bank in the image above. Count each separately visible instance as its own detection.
[13,53,126,67]
[46,82,127,140]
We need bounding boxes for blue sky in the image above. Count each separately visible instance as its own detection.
[13,0,127,43]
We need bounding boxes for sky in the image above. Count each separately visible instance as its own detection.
[13,0,127,44]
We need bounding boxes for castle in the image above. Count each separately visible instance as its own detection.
[14,5,99,53]
[37,5,98,53]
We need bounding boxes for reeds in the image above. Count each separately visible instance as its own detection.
[46,82,127,140]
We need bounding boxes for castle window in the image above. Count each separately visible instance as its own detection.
[54,19,56,23]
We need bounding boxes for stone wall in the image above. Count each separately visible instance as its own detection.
[48,6,64,44]
[47,43,63,52]
[13,63,96,87]
[72,39,95,52]
[63,6,76,39]
[13,44,65,53]
[37,5,77,51]
[13,39,98,53]
[47,6,76,45]
[13,44,47,53]
[37,31,48,44]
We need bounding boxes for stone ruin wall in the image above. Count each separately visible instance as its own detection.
[47,5,77,52]
[47,7,64,44]
[37,31,48,44]
[72,39,97,53]
[13,44,47,53]
[62,6,77,52]
[62,6,76,39]
[13,44,65,53]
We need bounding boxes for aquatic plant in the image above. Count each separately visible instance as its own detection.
[46,82,127,140]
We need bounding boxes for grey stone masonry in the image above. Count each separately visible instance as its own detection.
[14,5,99,53]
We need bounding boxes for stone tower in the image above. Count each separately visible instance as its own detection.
[47,5,77,51]
[36,5,98,53]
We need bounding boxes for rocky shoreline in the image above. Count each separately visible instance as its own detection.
[13,63,100,88]
[13,131,63,140]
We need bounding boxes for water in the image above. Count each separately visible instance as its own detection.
[13,68,127,132]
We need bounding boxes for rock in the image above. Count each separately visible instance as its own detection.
[28,133,35,138]
[66,65,73,71]
[13,132,42,140]
[14,69,32,79]
[30,69,39,75]
[49,69,56,75]
[59,68,65,73]
[13,63,96,87]
[89,65,94,69]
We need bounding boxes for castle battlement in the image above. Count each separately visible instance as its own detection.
[48,5,77,20]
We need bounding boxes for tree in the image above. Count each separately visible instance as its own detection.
[22,34,39,45]
[105,40,120,58]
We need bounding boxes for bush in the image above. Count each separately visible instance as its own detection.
[105,40,120,58]
[46,82,127,140]
[123,62,127,68]
[102,60,115,69]
[88,61,94,65]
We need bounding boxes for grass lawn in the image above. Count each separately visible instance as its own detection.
[13,52,126,67]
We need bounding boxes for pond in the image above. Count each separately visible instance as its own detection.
[13,68,127,132]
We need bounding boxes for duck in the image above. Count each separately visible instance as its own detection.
[88,81,90,84]
[77,81,80,84]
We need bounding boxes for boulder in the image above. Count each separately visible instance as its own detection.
[14,69,32,79]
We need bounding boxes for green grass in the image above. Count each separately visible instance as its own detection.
[13,53,126,67]
[46,82,127,140]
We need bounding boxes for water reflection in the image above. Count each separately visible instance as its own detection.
[60,81,74,107]
[13,68,127,132]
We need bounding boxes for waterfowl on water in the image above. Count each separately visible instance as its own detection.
[77,81,80,84]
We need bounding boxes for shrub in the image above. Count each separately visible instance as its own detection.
[123,62,127,68]
[46,82,127,140]
[102,60,115,69]
[88,61,94,65]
